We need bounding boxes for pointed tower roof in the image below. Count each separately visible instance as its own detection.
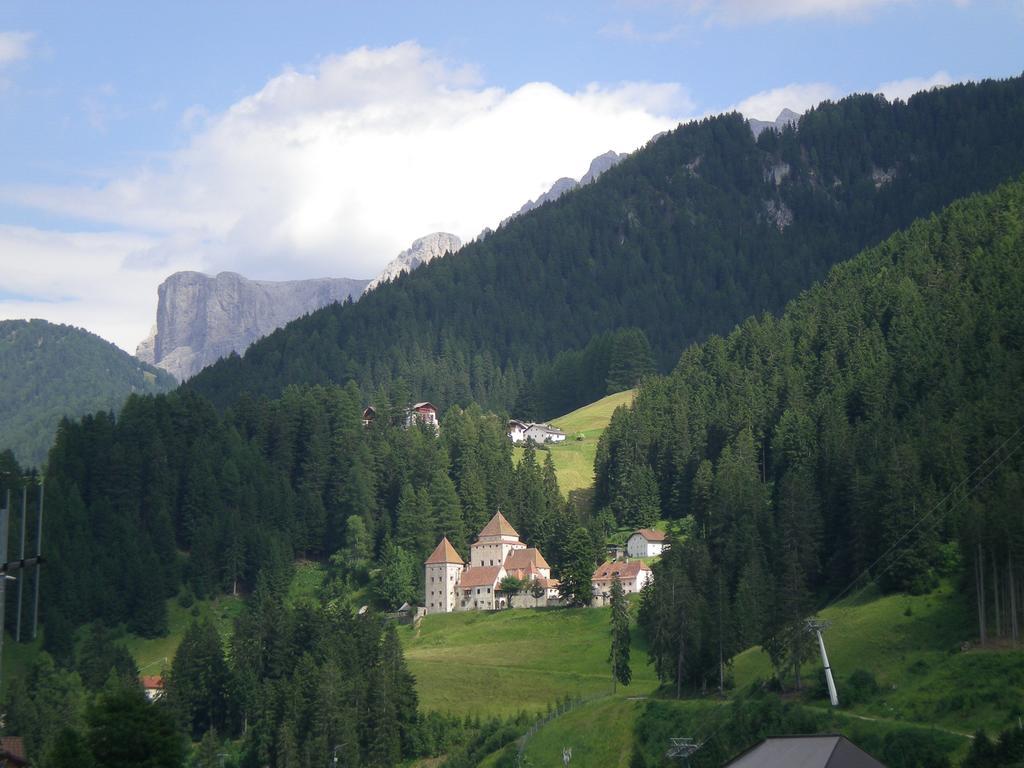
[478,510,519,539]
[425,536,464,565]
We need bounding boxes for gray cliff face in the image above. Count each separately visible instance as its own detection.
[501,150,627,226]
[137,271,369,381]
[363,232,463,294]
[748,108,801,138]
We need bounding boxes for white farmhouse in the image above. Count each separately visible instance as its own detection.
[627,528,669,558]
[424,511,559,614]
[508,419,567,443]
[508,419,529,443]
[591,560,652,606]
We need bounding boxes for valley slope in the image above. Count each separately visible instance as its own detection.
[0,319,176,467]
[186,75,1024,421]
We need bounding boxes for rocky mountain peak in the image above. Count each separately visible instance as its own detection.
[748,108,802,137]
[500,149,628,227]
[136,270,369,381]
[363,232,463,294]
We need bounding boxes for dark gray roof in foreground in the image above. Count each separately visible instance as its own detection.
[724,735,886,768]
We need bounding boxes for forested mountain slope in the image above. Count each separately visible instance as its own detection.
[595,177,1024,693]
[0,319,176,466]
[187,75,1024,419]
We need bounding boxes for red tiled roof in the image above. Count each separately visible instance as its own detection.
[140,675,164,689]
[425,537,464,565]
[459,565,503,588]
[504,547,550,571]
[478,511,519,539]
[0,737,26,762]
[592,560,651,581]
[632,528,667,542]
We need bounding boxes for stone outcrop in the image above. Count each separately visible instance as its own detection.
[748,108,801,137]
[136,271,369,381]
[363,232,463,294]
[501,150,628,226]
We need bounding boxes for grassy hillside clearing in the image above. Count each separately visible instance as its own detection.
[514,389,636,495]
[731,580,1023,736]
[400,600,657,718]
[516,579,1022,765]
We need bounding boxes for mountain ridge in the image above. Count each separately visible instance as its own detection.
[0,318,175,466]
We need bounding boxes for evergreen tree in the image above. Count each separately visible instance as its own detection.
[86,679,185,768]
[608,575,632,691]
[166,617,232,739]
[558,527,597,607]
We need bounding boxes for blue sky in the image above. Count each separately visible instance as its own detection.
[0,0,1021,352]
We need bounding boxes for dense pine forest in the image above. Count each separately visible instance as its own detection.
[0,319,176,466]
[596,177,1024,694]
[37,389,577,647]
[187,75,1024,420]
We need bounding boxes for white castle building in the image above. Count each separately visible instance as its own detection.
[424,511,559,614]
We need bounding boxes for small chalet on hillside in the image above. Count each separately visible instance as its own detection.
[141,675,165,701]
[508,419,566,444]
[405,402,439,431]
[362,402,440,431]
[0,737,29,767]
[627,528,669,558]
[591,560,652,605]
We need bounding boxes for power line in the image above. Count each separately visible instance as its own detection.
[681,425,1024,751]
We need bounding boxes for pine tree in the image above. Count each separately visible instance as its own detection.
[608,575,632,691]
[558,527,597,607]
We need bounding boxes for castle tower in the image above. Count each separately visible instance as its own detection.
[470,511,526,568]
[424,537,464,614]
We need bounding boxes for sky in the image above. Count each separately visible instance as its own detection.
[0,1,1021,353]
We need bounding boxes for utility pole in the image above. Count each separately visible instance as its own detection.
[0,491,9,691]
[32,480,43,640]
[807,618,839,707]
[15,486,26,642]
[667,737,700,767]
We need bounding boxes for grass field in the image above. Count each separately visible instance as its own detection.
[400,599,658,718]
[514,389,636,495]
[514,579,1023,765]
[123,593,244,675]
[731,580,1023,736]
[522,696,647,768]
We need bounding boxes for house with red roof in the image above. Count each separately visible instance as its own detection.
[627,528,669,558]
[404,402,439,431]
[140,674,165,701]
[424,511,559,613]
[591,560,652,606]
[0,737,29,767]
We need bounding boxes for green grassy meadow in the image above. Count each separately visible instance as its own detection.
[514,389,636,495]
[400,599,657,718]
[522,696,647,768]
[731,580,1023,736]
[123,593,244,675]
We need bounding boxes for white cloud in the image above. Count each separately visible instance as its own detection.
[0,226,192,353]
[2,42,690,351]
[729,82,839,120]
[654,0,975,22]
[0,31,32,66]
[7,43,688,276]
[876,70,955,101]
